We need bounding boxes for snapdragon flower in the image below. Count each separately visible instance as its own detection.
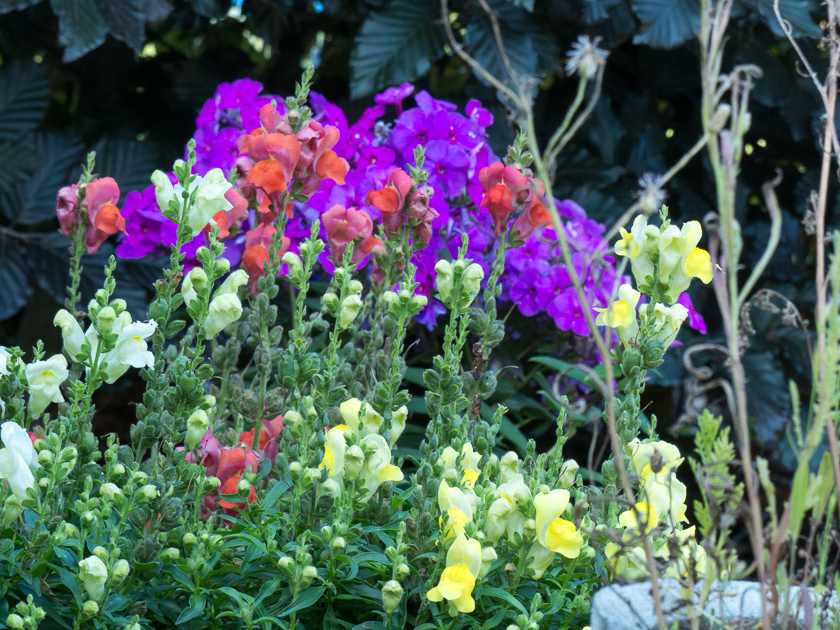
[25,355,68,418]
[0,422,38,500]
[426,532,483,614]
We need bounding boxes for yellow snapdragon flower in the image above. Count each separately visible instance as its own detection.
[438,480,475,540]
[318,425,348,477]
[594,284,641,347]
[485,474,531,544]
[618,503,658,534]
[427,532,483,614]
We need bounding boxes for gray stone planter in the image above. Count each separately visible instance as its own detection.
[590,579,838,629]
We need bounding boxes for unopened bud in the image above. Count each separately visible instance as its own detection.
[381,580,404,615]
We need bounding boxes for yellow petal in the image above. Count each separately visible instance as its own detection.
[684,248,713,283]
[618,503,658,533]
[377,463,404,483]
[462,469,479,488]
[544,518,583,558]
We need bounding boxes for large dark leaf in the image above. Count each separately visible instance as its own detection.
[0,140,41,193]
[27,233,112,306]
[754,0,821,39]
[350,0,447,99]
[98,0,145,53]
[0,62,50,142]
[0,235,32,320]
[464,0,557,82]
[0,0,41,12]
[631,0,701,48]
[0,133,86,226]
[95,137,162,194]
[51,0,110,62]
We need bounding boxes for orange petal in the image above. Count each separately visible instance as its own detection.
[93,203,126,235]
[316,150,348,185]
[366,188,401,214]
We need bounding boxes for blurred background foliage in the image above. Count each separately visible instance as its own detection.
[0,0,832,474]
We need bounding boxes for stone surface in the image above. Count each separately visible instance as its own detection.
[590,580,838,630]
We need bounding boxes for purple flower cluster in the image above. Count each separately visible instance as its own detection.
[114,77,705,339]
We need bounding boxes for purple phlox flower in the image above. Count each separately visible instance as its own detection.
[416,298,447,330]
[310,91,350,138]
[508,235,551,273]
[550,287,593,336]
[374,82,415,116]
[533,265,571,311]
[430,111,479,150]
[466,99,494,128]
[217,79,264,110]
[677,292,707,334]
[305,179,338,215]
[357,141,396,172]
[509,267,545,317]
[390,108,434,154]
[424,140,468,196]
[556,199,588,222]
[196,98,220,129]
[346,104,386,157]
[192,127,241,176]
[116,185,167,258]
[414,90,457,113]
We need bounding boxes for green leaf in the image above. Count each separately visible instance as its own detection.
[0,236,31,320]
[631,0,700,48]
[754,0,821,38]
[481,587,528,615]
[95,137,162,194]
[0,132,85,226]
[51,0,109,62]
[98,0,145,54]
[464,0,557,82]
[175,592,206,624]
[350,0,447,99]
[47,564,83,607]
[0,62,50,141]
[277,586,325,617]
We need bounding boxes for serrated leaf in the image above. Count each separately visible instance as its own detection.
[631,0,700,48]
[98,0,145,53]
[51,0,109,62]
[95,137,161,193]
[0,235,31,319]
[0,140,41,192]
[0,62,50,141]
[754,0,821,38]
[464,0,557,81]
[0,132,85,226]
[350,0,447,99]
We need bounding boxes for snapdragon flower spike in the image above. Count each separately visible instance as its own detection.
[56,184,80,237]
[241,224,291,292]
[365,168,413,233]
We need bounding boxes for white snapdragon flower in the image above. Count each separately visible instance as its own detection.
[204,270,248,338]
[25,355,69,418]
[78,556,109,601]
[54,309,86,361]
[151,167,233,236]
[0,421,38,500]
[114,321,157,369]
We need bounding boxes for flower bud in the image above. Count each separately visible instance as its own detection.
[136,485,159,503]
[282,252,304,280]
[79,556,108,600]
[559,459,580,488]
[4,495,23,526]
[237,479,251,498]
[182,268,209,309]
[338,295,363,328]
[434,260,453,303]
[185,410,209,451]
[344,445,365,480]
[215,258,231,275]
[111,559,130,584]
[395,563,410,580]
[111,463,126,477]
[6,614,24,630]
[93,546,109,562]
[111,299,127,313]
[457,263,484,310]
[82,511,96,527]
[322,292,339,311]
[182,533,198,548]
[38,450,54,466]
[381,580,403,615]
[289,462,303,475]
[97,307,116,333]
[278,557,295,571]
[381,291,398,307]
[410,294,428,309]
[303,566,318,579]
[331,537,346,551]
[304,468,321,485]
[160,548,180,563]
[348,280,363,294]
[99,483,122,502]
[82,601,99,617]
[322,478,341,496]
